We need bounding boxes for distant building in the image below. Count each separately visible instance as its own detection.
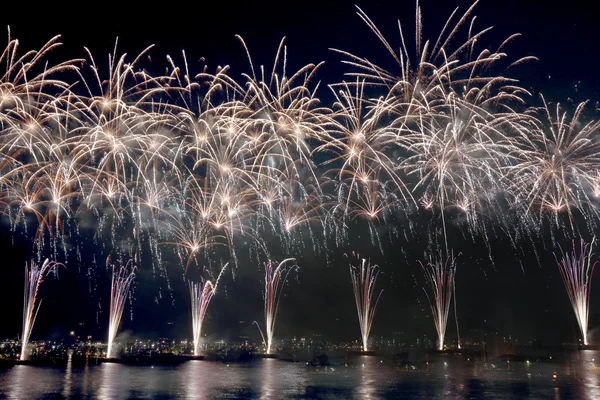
[486,334,515,358]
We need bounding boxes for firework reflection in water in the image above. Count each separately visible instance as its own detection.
[254,258,297,354]
[347,252,383,352]
[21,259,62,361]
[189,263,228,356]
[107,261,136,359]
[555,238,597,346]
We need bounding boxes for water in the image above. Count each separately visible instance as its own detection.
[1,353,599,399]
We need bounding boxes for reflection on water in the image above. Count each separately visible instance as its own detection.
[80,363,90,396]
[181,361,211,399]
[1,351,600,399]
[354,356,379,399]
[6,365,27,400]
[260,358,276,399]
[62,350,73,398]
[577,350,600,399]
[97,363,121,399]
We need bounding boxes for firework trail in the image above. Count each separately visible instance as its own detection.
[347,252,383,352]
[20,259,62,361]
[189,263,228,357]
[254,258,297,354]
[106,261,136,359]
[453,277,461,349]
[419,251,459,351]
[554,238,597,346]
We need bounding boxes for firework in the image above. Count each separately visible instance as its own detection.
[347,252,383,352]
[0,2,546,268]
[106,261,136,359]
[1,2,600,357]
[255,258,297,354]
[189,263,228,356]
[329,2,540,249]
[453,277,461,349]
[20,259,62,361]
[419,251,459,351]
[554,239,597,346]
[509,96,600,230]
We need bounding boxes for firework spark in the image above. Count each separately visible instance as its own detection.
[189,263,228,357]
[554,238,597,346]
[20,259,61,361]
[347,252,383,352]
[509,96,600,232]
[106,261,136,359]
[255,258,297,354]
[419,251,459,351]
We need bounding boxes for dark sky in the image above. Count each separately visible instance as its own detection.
[1,0,599,347]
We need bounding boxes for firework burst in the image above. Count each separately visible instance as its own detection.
[509,96,600,232]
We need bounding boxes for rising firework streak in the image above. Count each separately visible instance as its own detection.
[189,263,228,357]
[20,259,62,361]
[254,258,297,355]
[419,251,459,351]
[107,261,136,359]
[347,252,383,352]
[555,239,597,346]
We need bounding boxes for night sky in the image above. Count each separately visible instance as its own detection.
[0,0,599,346]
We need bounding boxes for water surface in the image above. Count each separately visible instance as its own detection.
[1,352,599,399]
